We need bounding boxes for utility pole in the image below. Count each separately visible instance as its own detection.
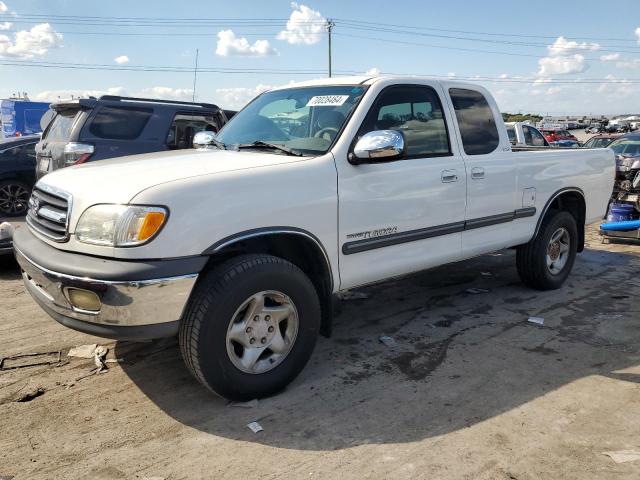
[192,48,199,102]
[326,19,335,78]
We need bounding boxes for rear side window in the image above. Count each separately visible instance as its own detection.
[506,125,516,144]
[44,110,80,142]
[449,88,499,155]
[89,106,152,140]
[359,85,450,157]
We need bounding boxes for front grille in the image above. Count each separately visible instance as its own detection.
[26,185,72,241]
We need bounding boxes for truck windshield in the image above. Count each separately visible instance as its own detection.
[609,137,640,156]
[216,85,367,156]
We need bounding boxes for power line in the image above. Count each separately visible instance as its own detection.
[1,59,639,85]
[333,18,640,43]
[334,32,619,62]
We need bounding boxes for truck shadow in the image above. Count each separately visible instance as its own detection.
[118,243,640,450]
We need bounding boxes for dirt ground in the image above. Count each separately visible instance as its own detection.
[1,223,640,479]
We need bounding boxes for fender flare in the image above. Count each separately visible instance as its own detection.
[202,226,334,291]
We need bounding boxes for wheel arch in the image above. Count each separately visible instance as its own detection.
[202,227,335,337]
[534,187,586,252]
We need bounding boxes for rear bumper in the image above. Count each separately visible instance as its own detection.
[13,227,207,340]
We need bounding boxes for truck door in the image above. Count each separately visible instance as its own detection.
[336,83,467,289]
[446,87,518,257]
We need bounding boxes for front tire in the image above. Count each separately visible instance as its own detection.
[179,254,321,400]
[0,180,31,217]
[516,210,578,290]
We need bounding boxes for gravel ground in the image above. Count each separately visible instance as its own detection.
[1,224,640,479]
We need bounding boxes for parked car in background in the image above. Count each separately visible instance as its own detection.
[14,76,614,400]
[549,140,581,148]
[585,123,603,134]
[540,128,578,144]
[0,134,39,216]
[582,134,620,149]
[35,96,234,179]
[608,133,640,209]
[505,122,549,147]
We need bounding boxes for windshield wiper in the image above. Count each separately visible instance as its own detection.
[211,138,227,150]
[236,141,302,157]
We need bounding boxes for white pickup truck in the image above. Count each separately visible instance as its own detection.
[13,76,614,400]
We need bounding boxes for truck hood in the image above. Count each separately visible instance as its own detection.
[37,148,305,205]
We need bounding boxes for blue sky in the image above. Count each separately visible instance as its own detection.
[1,0,640,114]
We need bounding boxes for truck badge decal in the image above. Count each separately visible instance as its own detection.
[346,226,398,240]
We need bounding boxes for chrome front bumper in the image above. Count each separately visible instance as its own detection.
[15,246,198,331]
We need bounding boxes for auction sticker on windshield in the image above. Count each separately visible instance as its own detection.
[306,95,349,107]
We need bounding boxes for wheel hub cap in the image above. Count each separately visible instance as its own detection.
[546,227,570,275]
[226,290,299,374]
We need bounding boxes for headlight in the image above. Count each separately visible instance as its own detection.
[75,204,167,246]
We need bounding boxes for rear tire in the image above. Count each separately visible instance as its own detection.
[179,254,321,400]
[516,210,578,290]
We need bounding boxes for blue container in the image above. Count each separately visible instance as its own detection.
[607,203,636,222]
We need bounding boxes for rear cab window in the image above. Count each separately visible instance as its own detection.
[89,106,152,140]
[449,88,500,155]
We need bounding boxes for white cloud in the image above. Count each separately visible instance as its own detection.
[0,2,7,13]
[216,30,277,57]
[214,84,275,110]
[600,53,620,62]
[365,67,380,76]
[616,58,640,69]
[277,2,326,45]
[0,23,63,59]
[33,87,127,102]
[114,55,129,64]
[137,86,193,101]
[33,86,195,102]
[0,22,11,30]
[546,86,562,95]
[636,27,640,43]
[537,36,599,76]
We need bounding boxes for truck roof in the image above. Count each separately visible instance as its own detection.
[270,75,486,92]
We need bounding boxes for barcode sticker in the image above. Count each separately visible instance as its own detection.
[306,95,349,107]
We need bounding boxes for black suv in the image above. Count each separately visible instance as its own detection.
[0,134,39,216]
[35,96,234,179]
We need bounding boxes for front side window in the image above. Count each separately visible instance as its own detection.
[358,85,450,157]
[89,106,152,140]
[506,125,516,144]
[449,88,499,155]
[216,85,367,156]
[167,113,220,149]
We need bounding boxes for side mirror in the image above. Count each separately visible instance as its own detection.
[351,130,404,163]
[193,131,217,149]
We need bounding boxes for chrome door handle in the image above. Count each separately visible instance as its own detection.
[471,167,485,179]
[441,170,458,183]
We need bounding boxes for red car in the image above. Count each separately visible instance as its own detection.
[540,129,578,143]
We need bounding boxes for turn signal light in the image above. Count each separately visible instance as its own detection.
[138,212,166,241]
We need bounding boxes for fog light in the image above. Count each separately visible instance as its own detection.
[65,288,101,312]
